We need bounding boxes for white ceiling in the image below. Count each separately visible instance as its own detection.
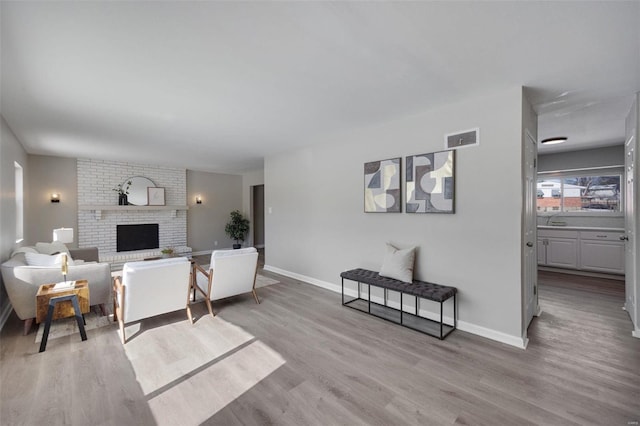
[2,1,639,173]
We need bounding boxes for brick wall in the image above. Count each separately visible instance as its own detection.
[77,159,189,259]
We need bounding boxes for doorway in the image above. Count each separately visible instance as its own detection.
[252,185,265,249]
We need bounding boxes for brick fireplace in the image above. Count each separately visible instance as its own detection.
[77,159,191,266]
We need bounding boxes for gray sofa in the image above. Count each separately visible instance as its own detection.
[1,247,111,334]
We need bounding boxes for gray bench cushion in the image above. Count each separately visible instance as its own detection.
[340,268,456,302]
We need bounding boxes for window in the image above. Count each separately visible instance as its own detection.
[537,172,622,214]
[14,161,24,242]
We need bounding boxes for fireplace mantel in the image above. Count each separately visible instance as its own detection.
[79,205,188,220]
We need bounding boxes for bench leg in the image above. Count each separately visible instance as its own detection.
[341,278,344,305]
[400,292,403,325]
[440,301,444,339]
[454,293,457,329]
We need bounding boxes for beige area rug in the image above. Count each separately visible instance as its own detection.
[122,314,286,425]
[35,311,114,343]
[255,273,280,288]
[34,273,279,344]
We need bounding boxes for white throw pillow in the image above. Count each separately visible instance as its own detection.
[35,241,70,255]
[25,252,74,267]
[379,243,416,283]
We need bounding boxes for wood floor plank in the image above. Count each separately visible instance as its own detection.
[1,268,639,425]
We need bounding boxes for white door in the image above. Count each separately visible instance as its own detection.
[523,130,538,335]
[624,94,638,336]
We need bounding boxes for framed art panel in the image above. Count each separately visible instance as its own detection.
[147,187,166,206]
[364,157,401,213]
[406,150,455,213]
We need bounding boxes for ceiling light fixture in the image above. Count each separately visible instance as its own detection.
[540,137,567,145]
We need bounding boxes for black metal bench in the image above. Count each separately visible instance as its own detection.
[340,268,457,340]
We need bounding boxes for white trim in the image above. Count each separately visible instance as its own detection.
[632,330,640,339]
[456,319,527,349]
[263,265,527,349]
[0,304,13,331]
[254,244,265,249]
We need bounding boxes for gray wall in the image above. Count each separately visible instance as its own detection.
[538,145,625,172]
[187,170,243,253]
[1,116,28,328]
[265,87,527,346]
[27,155,78,246]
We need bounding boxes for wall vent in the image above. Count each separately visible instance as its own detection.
[445,128,479,150]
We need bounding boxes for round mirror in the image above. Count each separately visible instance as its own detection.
[125,176,156,206]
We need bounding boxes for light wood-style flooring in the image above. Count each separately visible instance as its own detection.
[1,268,638,425]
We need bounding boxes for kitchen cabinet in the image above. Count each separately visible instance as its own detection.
[579,231,625,274]
[538,229,578,269]
[537,227,625,275]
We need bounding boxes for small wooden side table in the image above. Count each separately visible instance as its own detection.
[36,280,90,324]
[36,281,90,352]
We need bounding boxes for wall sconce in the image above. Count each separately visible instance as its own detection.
[195,195,203,204]
[51,193,60,203]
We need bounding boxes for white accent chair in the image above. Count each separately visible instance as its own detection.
[193,247,260,317]
[113,257,192,344]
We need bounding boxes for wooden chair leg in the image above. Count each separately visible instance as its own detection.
[118,318,126,344]
[205,299,215,317]
[186,304,194,324]
[23,318,34,335]
[252,289,260,304]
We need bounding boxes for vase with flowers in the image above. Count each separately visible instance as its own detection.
[112,180,132,205]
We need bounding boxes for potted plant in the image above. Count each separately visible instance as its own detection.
[224,210,250,249]
[160,247,175,258]
[112,180,132,205]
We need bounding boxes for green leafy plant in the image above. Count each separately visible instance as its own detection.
[161,247,174,255]
[224,210,250,248]
[112,180,132,195]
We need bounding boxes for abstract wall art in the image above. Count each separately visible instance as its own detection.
[364,158,401,213]
[406,150,455,213]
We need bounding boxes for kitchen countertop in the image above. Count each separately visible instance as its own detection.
[537,225,624,232]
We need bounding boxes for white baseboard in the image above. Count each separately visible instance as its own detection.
[263,265,527,349]
[0,303,13,332]
[633,329,640,339]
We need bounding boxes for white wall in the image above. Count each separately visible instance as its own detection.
[1,116,28,328]
[265,87,527,347]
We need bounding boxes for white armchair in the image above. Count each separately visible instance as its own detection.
[193,247,260,317]
[113,257,192,344]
